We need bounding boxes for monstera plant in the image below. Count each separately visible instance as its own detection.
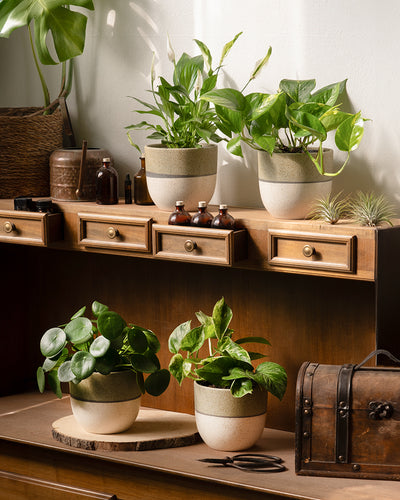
[0,0,94,108]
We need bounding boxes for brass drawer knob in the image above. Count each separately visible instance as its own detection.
[184,239,197,252]
[302,244,315,258]
[3,221,15,233]
[107,226,119,239]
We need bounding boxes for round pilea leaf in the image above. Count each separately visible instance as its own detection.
[65,317,93,344]
[92,301,109,318]
[40,327,67,357]
[128,327,148,354]
[70,305,86,320]
[89,335,111,358]
[71,351,96,380]
[130,353,158,373]
[97,311,127,340]
[144,369,171,396]
[58,360,76,383]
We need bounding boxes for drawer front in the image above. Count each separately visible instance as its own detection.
[268,230,356,273]
[0,211,62,246]
[78,213,152,253]
[152,225,246,266]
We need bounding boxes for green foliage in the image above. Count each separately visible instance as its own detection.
[0,0,94,107]
[309,191,397,226]
[37,301,170,398]
[168,297,287,400]
[126,33,243,151]
[308,191,350,224]
[349,192,396,227]
[201,52,367,176]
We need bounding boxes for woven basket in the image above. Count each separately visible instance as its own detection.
[0,106,64,198]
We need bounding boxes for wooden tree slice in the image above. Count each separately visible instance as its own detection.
[52,408,201,451]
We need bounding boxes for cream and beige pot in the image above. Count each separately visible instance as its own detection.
[144,143,217,211]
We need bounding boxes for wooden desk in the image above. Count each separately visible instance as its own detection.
[1,393,398,500]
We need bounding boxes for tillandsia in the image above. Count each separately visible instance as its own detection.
[348,192,396,227]
[37,301,170,398]
[308,191,350,224]
[168,297,287,399]
[201,52,367,176]
[0,1,94,109]
[126,32,243,151]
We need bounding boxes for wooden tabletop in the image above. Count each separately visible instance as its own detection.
[0,392,398,500]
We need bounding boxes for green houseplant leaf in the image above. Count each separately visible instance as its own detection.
[40,327,66,357]
[0,0,95,65]
[65,317,93,344]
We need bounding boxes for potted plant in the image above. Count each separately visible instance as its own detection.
[125,33,243,211]
[0,0,94,198]
[168,297,287,451]
[202,69,366,219]
[37,301,170,434]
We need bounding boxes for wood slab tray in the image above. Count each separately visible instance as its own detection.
[52,407,201,451]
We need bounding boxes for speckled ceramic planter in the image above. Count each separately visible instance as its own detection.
[258,149,333,219]
[69,371,142,434]
[144,144,217,211]
[194,381,268,451]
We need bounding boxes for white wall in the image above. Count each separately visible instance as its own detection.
[1,0,399,212]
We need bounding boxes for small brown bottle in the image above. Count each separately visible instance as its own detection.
[191,201,213,227]
[96,157,119,205]
[134,156,154,205]
[168,201,191,225]
[211,204,235,229]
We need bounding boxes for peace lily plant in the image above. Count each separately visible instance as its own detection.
[168,297,287,400]
[0,0,94,109]
[37,301,170,398]
[202,60,366,176]
[126,32,244,152]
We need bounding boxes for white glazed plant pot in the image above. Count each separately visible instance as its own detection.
[144,143,218,211]
[194,381,268,451]
[69,371,142,434]
[258,149,333,219]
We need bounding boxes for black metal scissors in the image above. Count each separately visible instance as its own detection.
[199,453,287,472]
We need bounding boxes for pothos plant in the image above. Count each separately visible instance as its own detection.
[37,301,170,398]
[202,67,366,176]
[0,0,95,110]
[168,297,287,400]
[126,32,245,151]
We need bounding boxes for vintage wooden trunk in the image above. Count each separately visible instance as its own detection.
[295,350,400,480]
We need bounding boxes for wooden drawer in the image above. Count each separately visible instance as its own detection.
[78,213,152,253]
[0,210,63,246]
[152,225,247,266]
[268,229,356,274]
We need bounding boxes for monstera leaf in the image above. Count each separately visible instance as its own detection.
[0,0,94,64]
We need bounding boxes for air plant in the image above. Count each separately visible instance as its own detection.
[349,192,396,227]
[308,191,350,224]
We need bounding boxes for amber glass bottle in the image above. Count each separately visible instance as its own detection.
[191,201,213,227]
[96,157,118,205]
[134,156,154,205]
[168,201,191,225]
[211,204,235,229]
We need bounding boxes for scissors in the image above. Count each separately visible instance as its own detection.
[199,453,287,472]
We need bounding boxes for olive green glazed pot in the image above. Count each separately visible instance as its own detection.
[69,371,142,434]
[194,381,268,451]
[144,143,217,211]
[258,149,333,219]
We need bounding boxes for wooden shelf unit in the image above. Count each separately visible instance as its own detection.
[1,199,400,498]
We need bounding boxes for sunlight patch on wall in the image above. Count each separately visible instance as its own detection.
[106,9,116,28]
[129,2,159,33]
